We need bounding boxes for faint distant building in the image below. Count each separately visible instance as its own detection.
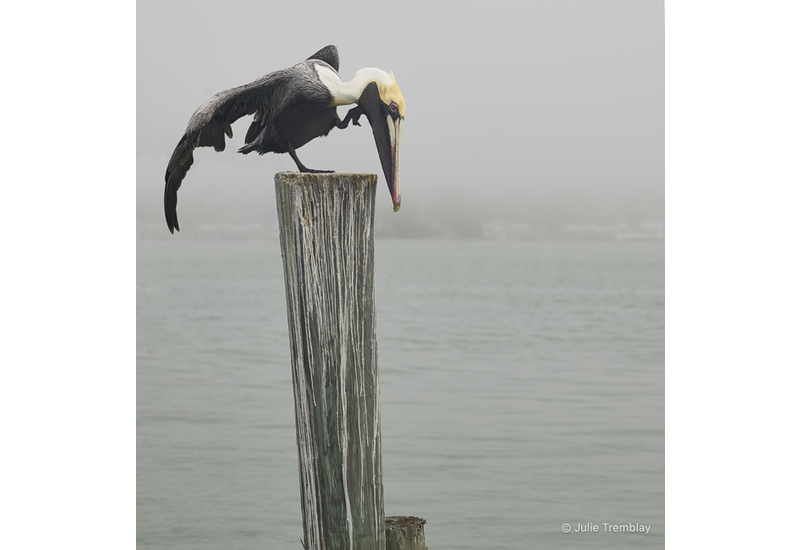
[614,221,665,241]
[482,220,547,240]
[561,224,620,240]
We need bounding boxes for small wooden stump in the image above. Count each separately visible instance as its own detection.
[386,516,428,550]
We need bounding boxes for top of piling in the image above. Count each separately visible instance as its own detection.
[275,172,378,185]
[385,516,427,529]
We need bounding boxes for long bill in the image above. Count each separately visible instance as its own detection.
[358,82,404,212]
[385,116,403,211]
[370,113,403,212]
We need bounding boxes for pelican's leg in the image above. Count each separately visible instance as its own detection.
[287,142,333,173]
[335,106,364,129]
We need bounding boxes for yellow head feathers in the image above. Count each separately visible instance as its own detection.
[377,73,406,117]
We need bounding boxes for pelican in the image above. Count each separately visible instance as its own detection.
[164,45,405,233]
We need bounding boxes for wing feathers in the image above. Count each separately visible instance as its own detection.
[307,45,339,72]
[163,46,339,233]
[163,78,279,233]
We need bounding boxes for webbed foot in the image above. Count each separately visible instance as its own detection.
[336,106,365,129]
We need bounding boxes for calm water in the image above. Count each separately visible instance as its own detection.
[137,238,664,549]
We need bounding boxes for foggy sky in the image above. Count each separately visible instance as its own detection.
[137,0,664,233]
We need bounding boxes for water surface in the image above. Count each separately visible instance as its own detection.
[137,238,664,549]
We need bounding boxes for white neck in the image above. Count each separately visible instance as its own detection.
[315,66,393,106]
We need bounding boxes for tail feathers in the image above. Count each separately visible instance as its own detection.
[237,141,270,156]
[238,118,268,155]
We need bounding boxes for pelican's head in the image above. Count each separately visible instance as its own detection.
[358,73,405,211]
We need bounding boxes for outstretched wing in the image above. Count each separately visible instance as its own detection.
[164,45,340,233]
[163,71,290,233]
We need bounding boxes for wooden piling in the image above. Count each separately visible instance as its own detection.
[275,172,384,550]
[385,517,428,550]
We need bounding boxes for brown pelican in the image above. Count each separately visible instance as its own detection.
[163,45,405,233]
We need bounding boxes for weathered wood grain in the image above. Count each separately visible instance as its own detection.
[386,516,428,550]
[275,172,384,550]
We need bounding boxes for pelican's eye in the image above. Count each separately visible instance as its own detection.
[389,102,398,112]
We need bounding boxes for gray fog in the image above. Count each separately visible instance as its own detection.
[137,0,664,236]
